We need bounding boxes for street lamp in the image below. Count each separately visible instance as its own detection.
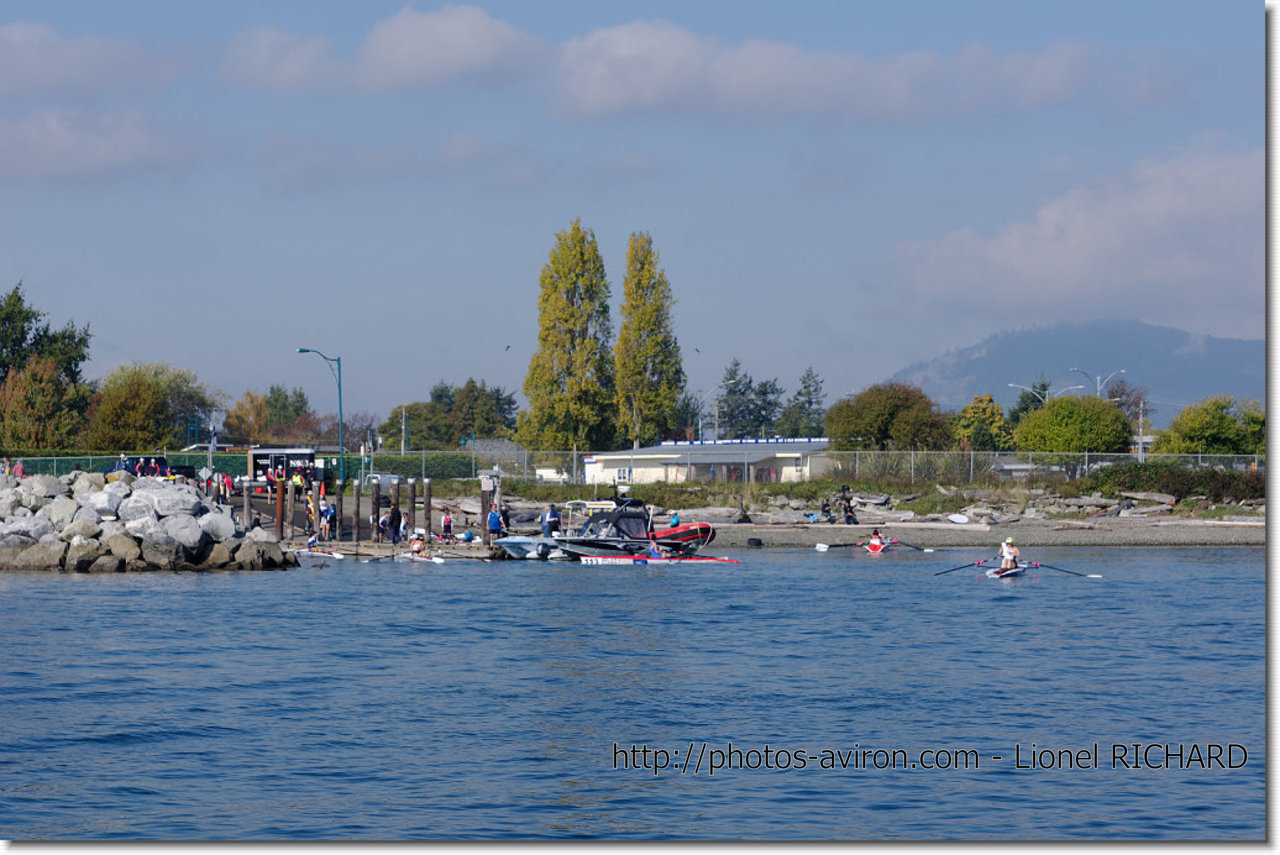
[1008,383,1085,404]
[297,347,344,484]
[1070,367,1126,397]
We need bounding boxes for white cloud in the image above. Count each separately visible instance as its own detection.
[222,5,544,93]
[556,21,1148,119]
[221,25,338,93]
[894,142,1264,341]
[354,5,544,89]
[0,108,192,178]
[0,22,182,97]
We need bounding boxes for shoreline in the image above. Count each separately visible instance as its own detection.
[281,516,1265,562]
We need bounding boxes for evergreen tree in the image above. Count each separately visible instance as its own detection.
[613,232,685,448]
[716,359,755,439]
[1006,374,1051,427]
[0,357,85,450]
[0,281,91,387]
[517,220,615,450]
[774,367,826,437]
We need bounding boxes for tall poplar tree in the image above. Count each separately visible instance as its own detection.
[518,220,615,450]
[613,232,685,448]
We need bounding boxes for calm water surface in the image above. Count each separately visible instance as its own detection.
[0,546,1264,840]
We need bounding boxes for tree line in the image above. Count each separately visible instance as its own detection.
[0,235,1266,461]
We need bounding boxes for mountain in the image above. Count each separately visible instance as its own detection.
[888,320,1265,430]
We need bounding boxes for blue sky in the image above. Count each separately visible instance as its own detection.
[0,1,1263,428]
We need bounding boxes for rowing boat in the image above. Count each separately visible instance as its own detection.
[985,562,1026,579]
[579,554,740,567]
[296,548,345,562]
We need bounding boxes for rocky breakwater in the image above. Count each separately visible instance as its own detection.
[0,471,298,572]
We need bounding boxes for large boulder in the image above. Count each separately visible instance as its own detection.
[41,495,80,531]
[85,554,124,573]
[117,494,159,524]
[140,534,183,570]
[103,531,141,562]
[59,518,103,542]
[0,488,20,518]
[1,516,54,542]
[198,509,238,542]
[13,539,67,570]
[65,537,111,572]
[162,514,207,552]
[24,474,68,499]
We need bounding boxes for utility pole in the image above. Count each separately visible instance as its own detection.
[1138,399,1146,462]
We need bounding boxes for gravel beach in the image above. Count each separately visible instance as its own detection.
[709,517,1266,549]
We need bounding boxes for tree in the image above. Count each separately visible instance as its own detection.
[266,385,311,431]
[672,390,704,441]
[518,220,615,450]
[0,281,91,388]
[613,232,685,448]
[1153,395,1265,455]
[0,357,85,450]
[1006,375,1050,428]
[716,359,756,439]
[953,394,1013,451]
[122,363,220,444]
[80,365,174,451]
[825,382,952,450]
[774,367,826,438]
[1102,377,1150,426]
[1012,396,1132,453]
[222,390,271,445]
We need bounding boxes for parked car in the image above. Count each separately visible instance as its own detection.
[365,473,405,506]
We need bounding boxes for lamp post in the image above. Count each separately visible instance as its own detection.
[297,347,344,484]
[1008,382,1085,404]
[1070,367,1126,397]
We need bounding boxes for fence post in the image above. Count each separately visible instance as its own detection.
[353,481,361,548]
[423,478,432,541]
[335,480,344,542]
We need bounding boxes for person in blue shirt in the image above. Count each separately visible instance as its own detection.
[487,504,504,541]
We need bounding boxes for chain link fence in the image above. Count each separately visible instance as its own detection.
[10,449,1262,487]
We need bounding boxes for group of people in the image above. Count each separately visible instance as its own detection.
[819,497,857,525]
[1,458,24,478]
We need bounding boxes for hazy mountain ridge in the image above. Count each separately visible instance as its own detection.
[888,320,1264,429]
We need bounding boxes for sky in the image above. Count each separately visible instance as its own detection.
[0,1,1264,431]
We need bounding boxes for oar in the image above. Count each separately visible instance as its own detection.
[934,558,992,576]
[1030,562,1102,579]
[815,541,866,552]
[890,538,934,553]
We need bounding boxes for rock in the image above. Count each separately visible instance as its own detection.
[116,495,158,524]
[65,537,111,572]
[103,531,142,562]
[41,495,80,530]
[204,542,234,568]
[24,474,68,499]
[1120,491,1177,505]
[14,539,68,570]
[59,518,103,542]
[85,554,124,573]
[162,514,206,550]
[140,534,183,570]
[198,510,238,542]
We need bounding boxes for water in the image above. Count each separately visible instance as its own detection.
[0,546,1264,840]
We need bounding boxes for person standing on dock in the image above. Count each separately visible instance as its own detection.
[487,503,504,542]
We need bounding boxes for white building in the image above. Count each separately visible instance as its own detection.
[582,438,833,485]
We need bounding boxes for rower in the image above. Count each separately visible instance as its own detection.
[999,536,1020,571]
[869,528,884,547]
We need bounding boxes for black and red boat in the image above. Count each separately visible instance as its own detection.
[553,498,715,561]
